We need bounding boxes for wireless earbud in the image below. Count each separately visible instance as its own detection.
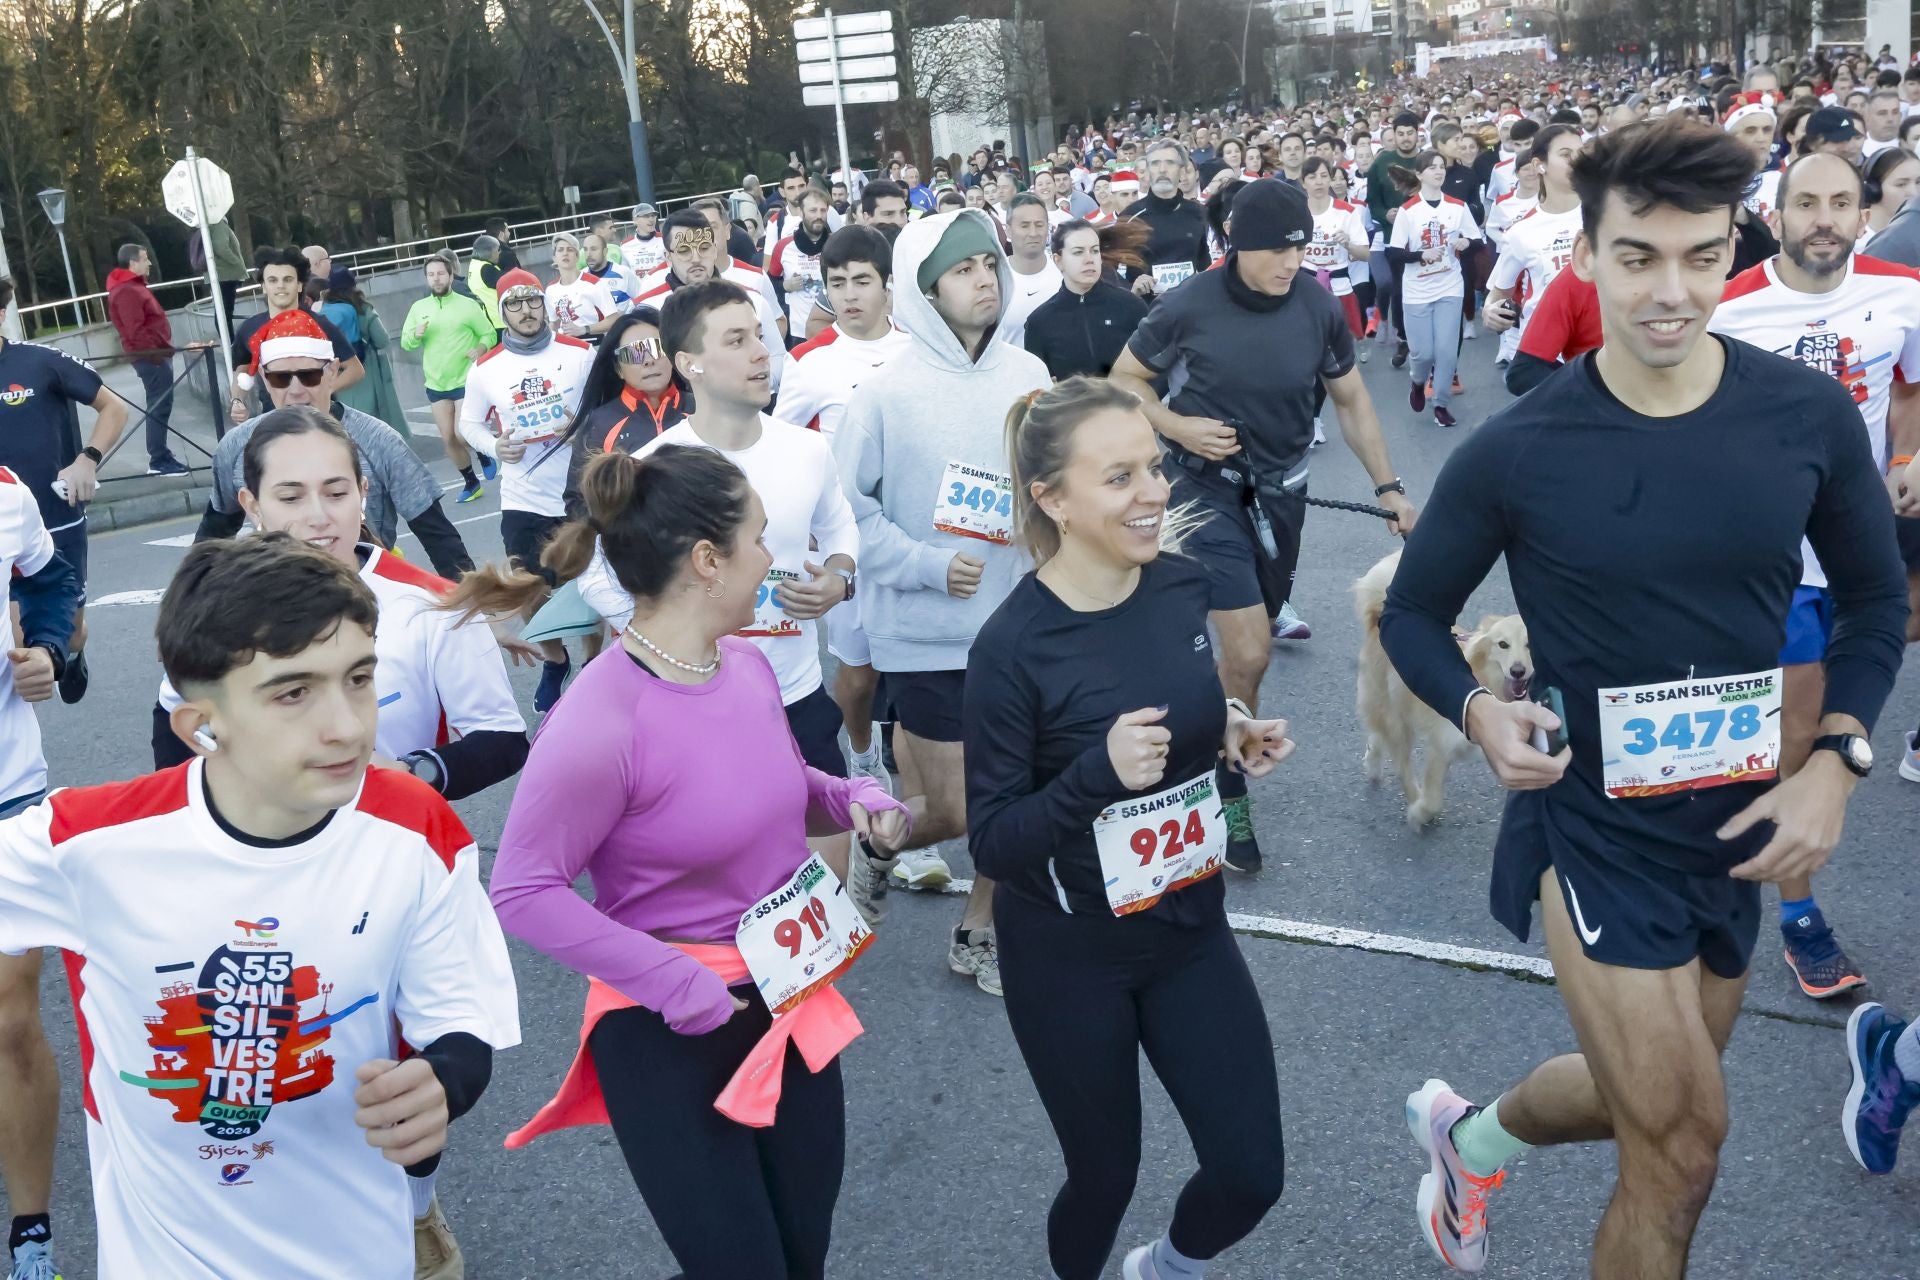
[192,727,219,754]
[690,364,704,375]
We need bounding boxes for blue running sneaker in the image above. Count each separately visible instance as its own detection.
[533,657,571,714]
[1844,1003,1920,1174]
[481,455,498,482]
[8,1239,61,1280]
[456,478,484,504]
[1782,907,1867,999]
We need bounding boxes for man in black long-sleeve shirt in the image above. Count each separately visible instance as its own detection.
[1379,121,1907,1280]
[1119,138,1212,300]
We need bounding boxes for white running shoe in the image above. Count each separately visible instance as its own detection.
[1121,1245,1164,1279]
[949,927,1003,996]
[844,722,894,796]
[846,840,897,928]
[1311,417,1327,448]
[890,848,953,890]
[1406,1078,1502,1274]
[1900,731,1920,783]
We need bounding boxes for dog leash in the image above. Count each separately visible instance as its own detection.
[1305,494,1398,521]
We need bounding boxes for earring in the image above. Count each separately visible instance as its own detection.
[706,578,725,598]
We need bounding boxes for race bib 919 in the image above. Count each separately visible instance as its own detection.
[1597,669,1782,798]
[739,568,802,637]
[933,460,1014,544]
[736,854,873,1015]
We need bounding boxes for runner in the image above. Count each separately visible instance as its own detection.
[1000,194,1065,346]
[1022,219,1150,380]
[1379,119,1906,1280]
[400,250,499,504]
[1366,113,1425,367]
[582,232,641,310]
[545,234,621,340]
[201,311,476,582]
[1386,150,1482,428]
[834,208,1051,992]
[0,532,519,1280]
[1121,139,1212,298]
[476,443,908,1280]
[1482,124,1583,356]
[1301,156,1372,345]
[620,203,667,277]
[967,376,1291,1280]
[0,277,131,707]
[1709,151,1920,999]
[1110,180,1417,873]
[574,282,862,868]
[773,227,912,794]
[766,187,834,336]
[634,211,788,392]
[0,463,81,1280]
[1505,265,1604,395]
[458,268,597,712]
[230,248,364,423]
[465,235,508,339]
[560,308,686,500]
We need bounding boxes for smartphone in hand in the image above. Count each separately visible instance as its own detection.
[1530,686,1568,756]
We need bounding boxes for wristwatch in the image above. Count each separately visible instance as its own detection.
[827,566,855,600]
[402,751,447,792]
[1225,697,1253,720]
[32,644,65,681]
[79,446,103,465]
[1811,733,1874,778]
[1374,478,1407,498]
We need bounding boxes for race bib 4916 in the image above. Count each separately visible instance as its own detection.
[933,460,1014,544]
[1597,669,1782,798]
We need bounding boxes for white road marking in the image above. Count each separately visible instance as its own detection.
[938,877,1554,980]
[144,534,195,547]
[91,589,166,608]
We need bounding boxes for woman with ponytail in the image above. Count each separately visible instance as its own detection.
[962,377,1295,1280]
[480,446,909,1280]
[1022,219,1151,380]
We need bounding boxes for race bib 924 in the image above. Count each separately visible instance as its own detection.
[1091,772,1225,916]
[1597,669,1782,798]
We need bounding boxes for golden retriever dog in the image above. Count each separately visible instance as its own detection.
[1353,551,1533,828]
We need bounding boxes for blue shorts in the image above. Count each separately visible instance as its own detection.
[1778,585,1833,666]
[424,386,465,404]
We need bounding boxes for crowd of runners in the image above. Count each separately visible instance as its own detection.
[1,40,1920,1280]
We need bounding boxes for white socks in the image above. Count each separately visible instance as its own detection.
[1896,1021,1920,1084]
[1151,1233,1206,1279]
[409,1169,437,1219]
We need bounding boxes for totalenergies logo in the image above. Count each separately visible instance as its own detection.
[0,384,34,408]
[233,917,279,941]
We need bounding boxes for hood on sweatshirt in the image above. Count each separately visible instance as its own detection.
[888,208,1018,374]
[106,267,148,291]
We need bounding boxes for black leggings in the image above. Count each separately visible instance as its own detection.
[589,990,845,1280]
[995,886,1286,1280]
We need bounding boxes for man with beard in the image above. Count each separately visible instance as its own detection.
[401,250,498,502]
[1367,113,1425,366]
[1121,138,1211,299]
[1710,151,1920,1002]
[582,232,641,310]
[633,211,788,391]
[768,188,835,334]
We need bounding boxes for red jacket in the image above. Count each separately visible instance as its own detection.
[106,267,172,358]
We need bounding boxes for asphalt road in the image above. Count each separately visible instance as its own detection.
[25,321,1920,1279]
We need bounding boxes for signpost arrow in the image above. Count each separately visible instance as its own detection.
[162,150,237,405]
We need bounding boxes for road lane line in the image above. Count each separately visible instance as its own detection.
[144,534,195,547]
[91,589,166,607]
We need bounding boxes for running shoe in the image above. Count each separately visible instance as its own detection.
[1310,417,1327,449]
[1393,339,1409,368]
[1406,1078,1503,1274]
[146,457,190,477]
[7,1241,60,1280]
[1364,315,1380,338]
[57,650,88,705]
[1223,793,1262,873]
[844,722,893,796]
[1358,343,1371,364]
[949,927,1002,996]
[1272,600,1311,640]
[1494,357,1510,372]
[891,848,953,890]
[413,1198,463,1280]
[456,478,485,504]
[846,838,896,928]
[1782,906,1867,999]
[1435,407,1459,429]
[1409,380,1426,413]
[1463,319,1478,340]
[1121,1245,1165,1280]
[1452,376,1466,396]
[1843,1002,1920,1174]
[533,656,572,714]
[480,455,498,482]
[1900,730,1920,783]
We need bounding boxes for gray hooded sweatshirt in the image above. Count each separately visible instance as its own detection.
[833,208,1051,673]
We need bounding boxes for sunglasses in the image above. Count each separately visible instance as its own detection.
[615,337,663,365]
[263,367,328,389]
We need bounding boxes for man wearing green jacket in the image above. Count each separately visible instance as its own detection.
[1366,112,1425,368]
[403,250,498,502]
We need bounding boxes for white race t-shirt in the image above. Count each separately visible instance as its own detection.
[578,415,858,704]
[620,234,667,277]
[1484,190,1538,251]
[545,276,619,332]
[632,265,788,391]
[457,335,596,516]
[1389,195,1482,305]
[0,763,519,1279]
[767,234,828,332]
[1489,202,1582,329]
[0,469,56,803]
[775,323,913,444]
[999,260,1064,347]
[1711,254,1920,588]
[1744,168,1782,225]
[1305,199,1369,295]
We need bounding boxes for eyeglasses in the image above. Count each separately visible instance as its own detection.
[615,337,663,366]
[263,368,328,390]
[500,295,544,314]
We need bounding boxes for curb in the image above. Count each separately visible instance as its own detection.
[87,485,215,533]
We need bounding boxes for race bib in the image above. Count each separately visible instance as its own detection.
[736,853,874,1015]
[740,568,802,637]
[1151,260,1195,291]
[1091,771,1226,916]
[1596,669,1782,798]
[504,392,567,444]
[933,460,1014,544]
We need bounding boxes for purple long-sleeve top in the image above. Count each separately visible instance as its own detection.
[490,637,902,1034]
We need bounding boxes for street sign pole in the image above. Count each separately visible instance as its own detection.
[795,9,896,193]
[184,147,235,386]
[826,9,853,190]
[0,205,19,341]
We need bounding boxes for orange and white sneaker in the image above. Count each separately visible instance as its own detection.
[1406,1078,1502,1273]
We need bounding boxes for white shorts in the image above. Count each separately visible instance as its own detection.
[826,596,871,667]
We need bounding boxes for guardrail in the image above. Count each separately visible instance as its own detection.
[9,182,759,338]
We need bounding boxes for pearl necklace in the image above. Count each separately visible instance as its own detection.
[624,624,721,675]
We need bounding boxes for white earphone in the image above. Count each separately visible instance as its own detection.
[690,364,704,375]
[192,727,219,754]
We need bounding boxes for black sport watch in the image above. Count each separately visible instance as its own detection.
[1375,478,1407,498]
[79,446,103,465]
[1811,734,1873,778]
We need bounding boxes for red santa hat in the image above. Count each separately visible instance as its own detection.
[1722,92,1777,132]
[236,309,335,389]
[496,267,545,302]
[1109,169,1141,196]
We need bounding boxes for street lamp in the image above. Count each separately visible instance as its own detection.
[36,189,83,331]
[578,0,655,206]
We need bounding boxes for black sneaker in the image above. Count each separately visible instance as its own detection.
[1782,906,1867,999]
[147,457,190,477]
[1392,340,1409,369]
[1223,793,1262,873]
[58,649,89,704]
[533,657,572,714]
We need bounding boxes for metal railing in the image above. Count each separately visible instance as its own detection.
[10,183,749,337]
